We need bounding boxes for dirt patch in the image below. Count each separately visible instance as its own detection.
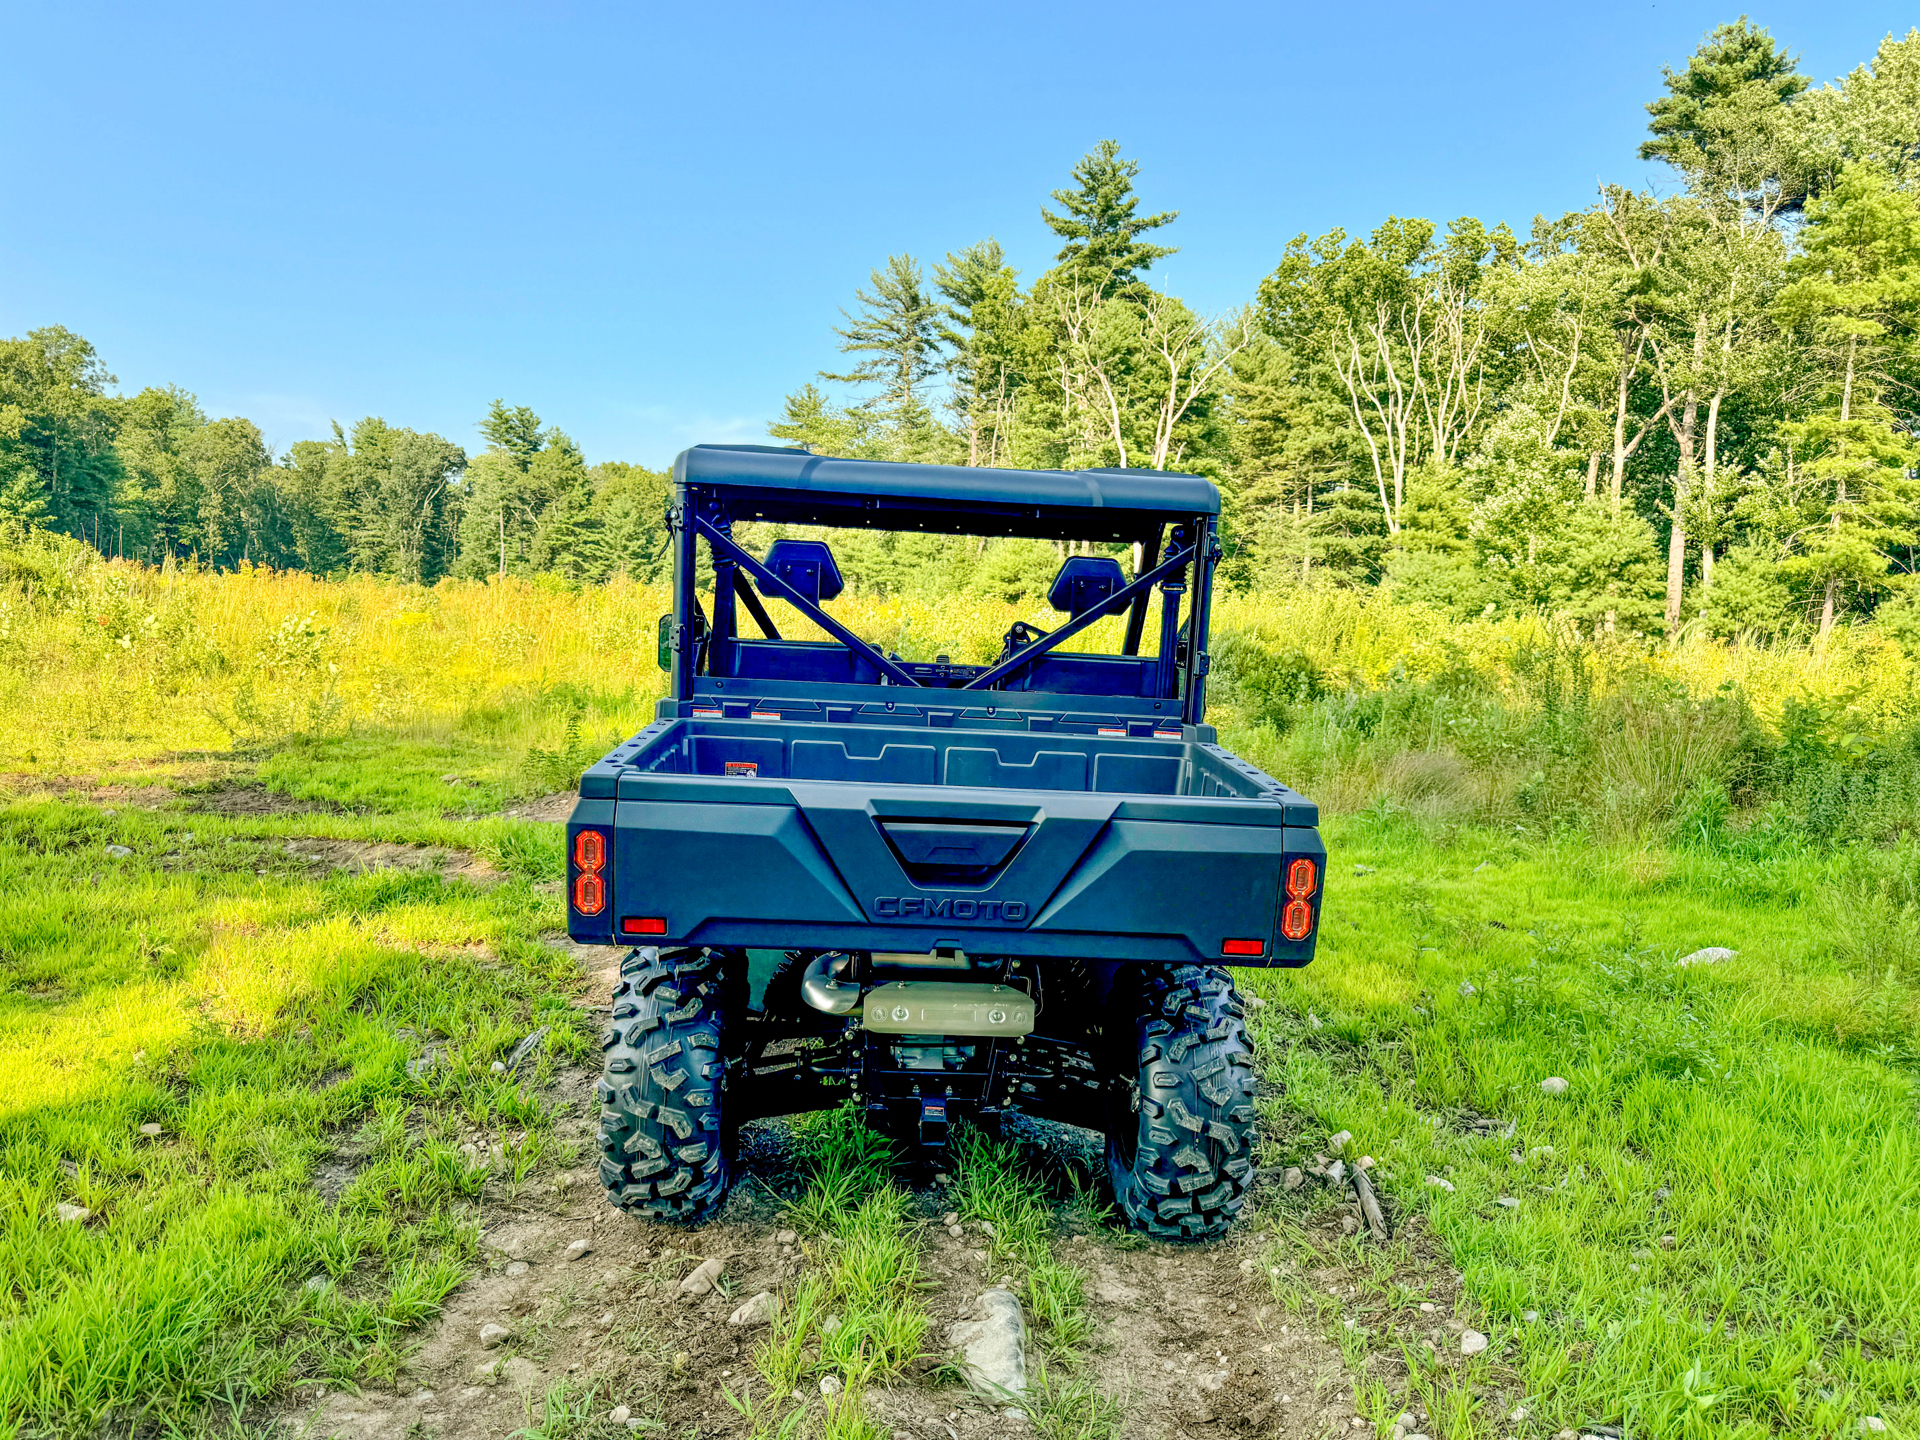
[0,774,181,808]
[502,792,575,822]
[182,783,345,817]
[278,838,509,884]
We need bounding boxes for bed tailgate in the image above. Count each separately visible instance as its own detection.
[566,777,1325,967]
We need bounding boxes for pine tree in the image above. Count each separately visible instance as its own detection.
[1042,140,1177,296]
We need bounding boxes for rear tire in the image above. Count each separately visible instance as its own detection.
[1105,963,1257,1241]
[597,947,732,1223]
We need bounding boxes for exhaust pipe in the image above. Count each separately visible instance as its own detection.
[801,952,860,1015]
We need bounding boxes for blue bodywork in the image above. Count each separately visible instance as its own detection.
[567,445,1325,969]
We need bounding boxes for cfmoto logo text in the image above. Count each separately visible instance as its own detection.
[873,896,1028,922]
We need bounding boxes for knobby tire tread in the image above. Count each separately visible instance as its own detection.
[1107,963,1257,1241]
[597,947,730,1223]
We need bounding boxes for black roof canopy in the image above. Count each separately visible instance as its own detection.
[673,445,1219,541]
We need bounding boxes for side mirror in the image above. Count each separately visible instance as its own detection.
[657,614,671,671]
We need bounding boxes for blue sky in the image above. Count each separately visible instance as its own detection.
[2,1,1907,468]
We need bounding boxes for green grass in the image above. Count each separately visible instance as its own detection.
[0,744,585,1436]
[1239,808,1919,1440]
[747,1110,929,1438]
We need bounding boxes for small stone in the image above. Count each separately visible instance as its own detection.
[942,1212,959,1227]
[609,1406,631,1424]
[1418,1302,1436,1312]
[776,1229,797,1244]
[54,1203,89,1224]
[473,1359,501,1381]
[935,1172,951,1184]
[105,844,133,857]
[1356,1155,1375,1172]
[1282,1166,1305,1191]
[729,1291,779,1326]
[1458,981,1477,997]
[1340,1215,1359,1235]
[1460,1329,1489,1356]
[1392,1427,1407,1440]
[441,773,462,783]
[979,1221,996,1237]
[1863,1418,1887,1433]
[1426,1175,1455,1193]
[489,1060,507,1074]
[948,1224,964,1239]
[502,1357,539,1389]
[505,1261,528,1277]
[1677,946,1736,967]
[479,1322,511,1348]
[1162,1359,1176,1373]
[672,1351,689,1370]
[1004,1408,1025,1422]
[304,1274,329,1292]
[678,1257,724,1294]
[1247,994,1267,1008]
[1540,1076,1568,1095]
[1397,1413,1414,1428]
[1197,1369,1230,1392]
[1523,1309,1540,1321]
[596,1310,614,1327]
[1510,1405,1529,1422]
[819,1374,842,1397]
[1328,1130,1352,1152]
[413,1389,436,1403]
[138,1123,163,1137]
[1497,1196,1520,1209]
[562,1238,591,1262]
[821,1314,842,1336]
[1354,863,1375,875]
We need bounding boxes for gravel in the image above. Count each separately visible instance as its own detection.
[1540,1076,1568,1095]
[1282,1166,1305,1190]
[1425,1175,1455,1192]
[562,1238,592,1262]
[54,1203,89,1224]
[138,1122,163,1137]
[1459,1329,1489,1356]
[479,1323,511,1348]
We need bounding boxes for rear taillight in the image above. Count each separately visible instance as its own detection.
[571,827,608,916]
[1281,857,1319,941]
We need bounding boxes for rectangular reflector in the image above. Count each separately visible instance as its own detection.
[1222,938,1264,957]
[621,916,667,936]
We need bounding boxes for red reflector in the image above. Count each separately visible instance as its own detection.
[1286,858,1317,899]
[621,916,667,936]
[1222,938,1264,957]
[572,872,605,916]
[1281,899,1314,940]
[573,829,606,872]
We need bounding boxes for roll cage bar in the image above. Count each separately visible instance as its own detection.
[665,446,1223,725]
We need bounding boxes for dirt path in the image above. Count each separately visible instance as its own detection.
[280,938,1365,1441]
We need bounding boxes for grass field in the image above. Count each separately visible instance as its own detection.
[1,533,1915,1439]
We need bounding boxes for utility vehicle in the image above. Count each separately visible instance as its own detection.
[566,445,1325,1240]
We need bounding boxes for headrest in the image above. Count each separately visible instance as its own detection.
[1047,556,1130,620]
[759,539,844,604]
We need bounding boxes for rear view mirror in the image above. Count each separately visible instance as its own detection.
[657,614,671,671]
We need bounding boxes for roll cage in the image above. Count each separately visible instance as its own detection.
[664,445,1224,726]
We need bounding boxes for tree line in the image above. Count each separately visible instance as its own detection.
[1,20,1913,645]
[773,22,1919,642]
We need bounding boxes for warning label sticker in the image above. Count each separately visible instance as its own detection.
[723,761,760,778]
